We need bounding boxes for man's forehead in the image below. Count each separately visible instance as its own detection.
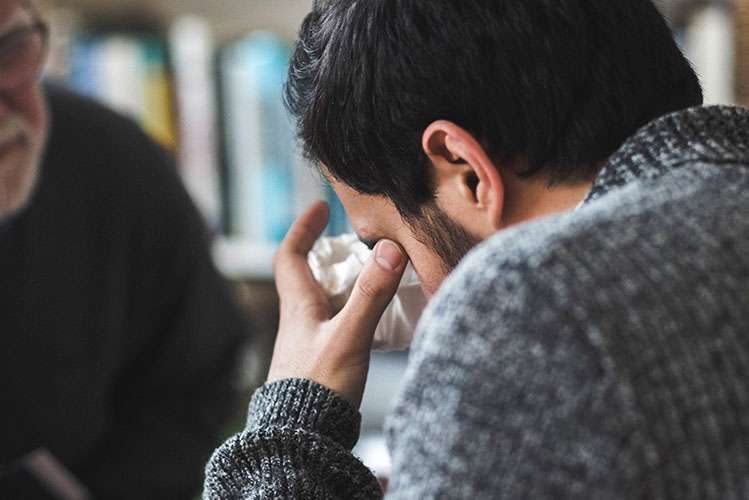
[321,164,409,244]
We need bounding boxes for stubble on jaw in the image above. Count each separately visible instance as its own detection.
[0,155,40,220]
[409,201,482,274]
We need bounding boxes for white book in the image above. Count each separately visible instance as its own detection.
[96,35,147,122]
[686,4,735,105]
[169,15,223,231]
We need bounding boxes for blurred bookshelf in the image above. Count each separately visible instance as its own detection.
[33,3,398,464]
[35,0,741,280]
[37,0,355,281]
[36,0,312,43]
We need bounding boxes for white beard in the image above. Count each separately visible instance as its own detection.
[0,115,42,220]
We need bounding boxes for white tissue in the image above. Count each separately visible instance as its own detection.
[308,234,427,351]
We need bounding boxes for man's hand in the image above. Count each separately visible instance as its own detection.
[268,201,407,407]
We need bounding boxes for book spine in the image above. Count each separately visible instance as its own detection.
[169,16,223,231]
[141,38,177,151]
[221,33,300,243]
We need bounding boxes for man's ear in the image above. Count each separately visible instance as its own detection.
[422,120,503,232]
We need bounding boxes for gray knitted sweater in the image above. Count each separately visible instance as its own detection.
[204,105,749,499]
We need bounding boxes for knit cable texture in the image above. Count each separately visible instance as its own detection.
[204,378,382,499]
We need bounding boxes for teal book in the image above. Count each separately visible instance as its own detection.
[221,33,296,243]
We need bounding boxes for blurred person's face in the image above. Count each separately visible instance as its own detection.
[0,0,48,220]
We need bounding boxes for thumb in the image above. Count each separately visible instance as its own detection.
[336,239,407,342]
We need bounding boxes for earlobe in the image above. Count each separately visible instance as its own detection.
[422,120,504,232]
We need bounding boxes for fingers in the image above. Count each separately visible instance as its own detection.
[268,235,408,409]
[274,201,330,308]
[337,239,408,343]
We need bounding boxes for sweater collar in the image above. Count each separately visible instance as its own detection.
[584,105,749,204]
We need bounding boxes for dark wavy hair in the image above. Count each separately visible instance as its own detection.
[285,0,702,219]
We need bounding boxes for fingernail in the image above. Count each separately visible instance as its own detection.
[376,240,404,272]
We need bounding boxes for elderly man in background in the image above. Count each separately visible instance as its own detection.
[0,1,249,498]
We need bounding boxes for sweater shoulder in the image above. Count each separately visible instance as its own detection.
[391,163,749,497]
[415,161,749,379]
[445,162,749,311]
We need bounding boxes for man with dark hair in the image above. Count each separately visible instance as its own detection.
[0,1,249,498]
[205,0,749,498]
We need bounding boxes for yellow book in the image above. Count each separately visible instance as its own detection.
[141,39,177,151]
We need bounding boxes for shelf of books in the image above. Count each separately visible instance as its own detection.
[39,0,311,44]
[40,1,739,279]
[42,5,350,280]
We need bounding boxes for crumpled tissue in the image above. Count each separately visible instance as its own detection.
[307,233,427,351]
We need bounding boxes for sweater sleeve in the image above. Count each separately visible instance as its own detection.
[204,378,383,499]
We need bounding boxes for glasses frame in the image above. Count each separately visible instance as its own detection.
[0,20,49,94]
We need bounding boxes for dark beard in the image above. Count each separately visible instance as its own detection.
[410,201,482,274]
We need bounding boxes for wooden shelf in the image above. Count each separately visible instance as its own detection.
[212,237,278,280]
[37,0,699,40]
[38,0,313,42]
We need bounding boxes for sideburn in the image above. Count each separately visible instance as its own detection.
[409,202,482,274]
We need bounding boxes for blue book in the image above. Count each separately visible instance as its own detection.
[221,33,296,243]
[66,35,102,100]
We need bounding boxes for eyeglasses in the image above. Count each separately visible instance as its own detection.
[0,21,48,94]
